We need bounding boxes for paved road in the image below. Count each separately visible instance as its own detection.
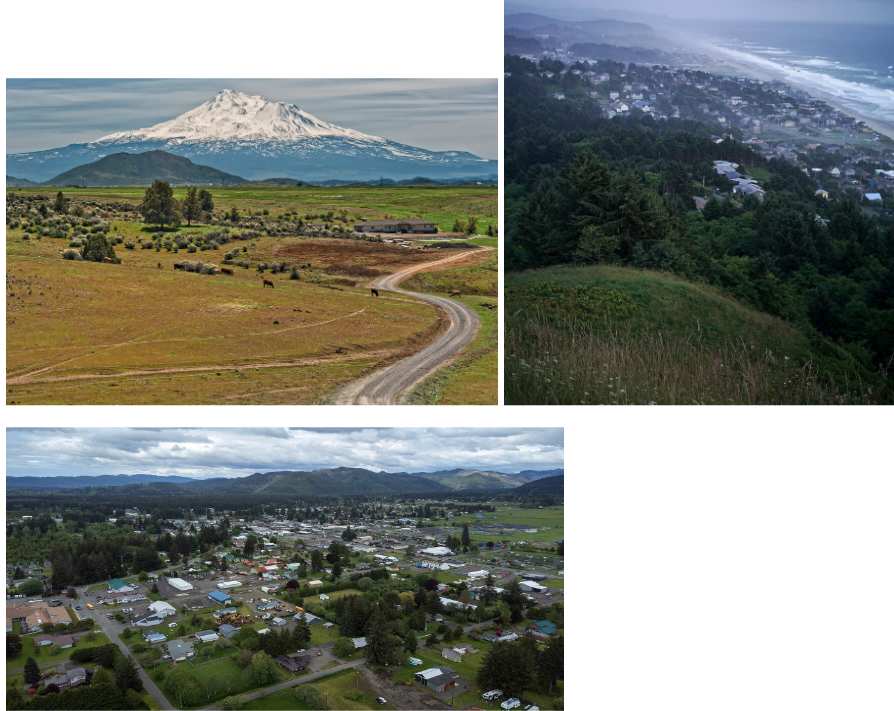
[74,586,176,710]
[335,249,489,405]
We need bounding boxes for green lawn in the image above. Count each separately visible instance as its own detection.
[147,654,291,709]
[301,588,360,606]
[6,632,111,671]
[309,624,342,645]
[543,579,565,588]
[243,667,386,710]
[86,583,108,592]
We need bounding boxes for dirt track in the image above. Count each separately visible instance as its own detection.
[334,249,491,405]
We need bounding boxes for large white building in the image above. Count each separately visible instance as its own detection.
[148,601,177,618]
[167,578,193,592]
[421,546,452,556]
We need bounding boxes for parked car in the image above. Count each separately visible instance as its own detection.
[168,623,178,628]
[524,705,540,711]
[376,698,387,705]
[501,699,521,710]
[75,606,82,610]
[317,650,323,656]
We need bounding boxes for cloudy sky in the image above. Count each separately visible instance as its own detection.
[5,79,498,158]
[507,0,894,22]
[6,428,564,480]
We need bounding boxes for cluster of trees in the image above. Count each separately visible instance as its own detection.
[505,54,894,372]
[140,182,214,230]
[477,633,564,698]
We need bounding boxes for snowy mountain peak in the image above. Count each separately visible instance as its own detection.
[97,90,385,144]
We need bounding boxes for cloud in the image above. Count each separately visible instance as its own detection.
[6,428,564,480]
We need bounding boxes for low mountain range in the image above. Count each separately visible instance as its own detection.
[7,466,564,495]
[35,150,247,187]
[7,89,497,183]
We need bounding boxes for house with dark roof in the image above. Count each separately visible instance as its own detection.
[354,219,438,234]
[276,654,311,673]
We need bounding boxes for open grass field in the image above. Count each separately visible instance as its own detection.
[6,632,111,672]
[146,654,291,710]
[309,623,343,645]
[506,265,889,405]
[300,588,360,606]
[242,667,383,710]
[7,187,497,404]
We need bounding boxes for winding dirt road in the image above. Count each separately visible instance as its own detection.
[335,248,490,405]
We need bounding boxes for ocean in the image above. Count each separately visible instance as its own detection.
[684,20,894,132]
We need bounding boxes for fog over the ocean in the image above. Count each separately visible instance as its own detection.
[508,0,894,23]
[6,428,564,480]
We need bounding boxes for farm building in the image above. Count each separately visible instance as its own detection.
[167,578,193,592]
[466,570,489,580]
[195,630,219,643]
[208,590,232,604]
[217,580,241,589]
[218,624,239,639]
[108,578,136,593]
[354,218,438,234]
[144,632,166,644]
[415,666,457,692]
[213,607,238,619]
[519,581,547,593]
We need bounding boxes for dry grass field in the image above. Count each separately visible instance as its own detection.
[6,187,497,404]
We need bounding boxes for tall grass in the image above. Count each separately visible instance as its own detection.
[506,312,887,405]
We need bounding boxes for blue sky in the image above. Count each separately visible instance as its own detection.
[5,79,498,158]
[6,428,564,479]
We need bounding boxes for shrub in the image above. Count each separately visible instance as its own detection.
[62,248,83,260]
[289,266,301,280]
[124,241,136,250]
[292,684,327,708]
[220,695,248,710]
[68,238,84,248]
[187,244,197,253]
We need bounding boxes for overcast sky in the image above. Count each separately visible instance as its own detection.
[6,428,564,480]
[507,0,894,23]
[5,79,497,159]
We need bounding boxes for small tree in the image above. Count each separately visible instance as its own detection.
[466,216,479,234]
[23,657,41,685]
[404,631,418,652]
[53,191,69,215]
[140,180,182,231]
[333,637,355,658]
[7,634,22,657]
[228,206,240,224]
[49,644,62,655]
[182,187,203,227]
[198,189,214,212]
[137,571,149,582]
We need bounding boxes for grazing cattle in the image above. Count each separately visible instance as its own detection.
[157,262,162,269]
[262,279,274,288]
[103,257,113,263]
[221,267,234,276]
[173,263,186,271]
[371,288,379,297]
[450,290,461,297]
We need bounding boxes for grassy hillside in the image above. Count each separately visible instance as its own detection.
[41,150,245,187]
[506,265,890,405]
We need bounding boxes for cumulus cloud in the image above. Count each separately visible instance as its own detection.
[6,428,564,480]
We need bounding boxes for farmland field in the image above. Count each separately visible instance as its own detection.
[6,186,497,404]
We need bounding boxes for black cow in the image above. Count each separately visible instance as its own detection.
[173,263,186,271]
[371,288,379,297]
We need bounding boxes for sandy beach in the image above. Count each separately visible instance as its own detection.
[675,35,894,143]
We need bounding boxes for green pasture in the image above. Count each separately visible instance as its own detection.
[6,631,111,672]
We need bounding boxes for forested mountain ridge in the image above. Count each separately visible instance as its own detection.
[504,54,894,400]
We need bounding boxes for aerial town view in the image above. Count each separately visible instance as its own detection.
[5,428,565,710]
[504,4,894,404]
[6,81,498,405]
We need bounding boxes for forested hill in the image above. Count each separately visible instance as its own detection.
[504,54,894,383]
[7,474,198,489]
[512,475,564,497]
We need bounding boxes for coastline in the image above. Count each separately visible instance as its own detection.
[678,36,894,143]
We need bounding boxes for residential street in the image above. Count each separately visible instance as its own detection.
[74,585,176,710]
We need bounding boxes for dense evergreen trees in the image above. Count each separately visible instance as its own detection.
[505,54,894,371]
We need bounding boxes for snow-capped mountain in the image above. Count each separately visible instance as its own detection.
[6,90,497,183]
